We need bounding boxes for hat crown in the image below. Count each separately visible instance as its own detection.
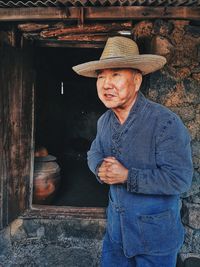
[100,36,139,60]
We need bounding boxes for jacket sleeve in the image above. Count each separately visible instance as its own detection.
[87,116,105,183]
[127,115,193,195]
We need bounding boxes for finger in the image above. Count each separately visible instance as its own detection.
[103,162,113,168]
[98,166,108,172]
[104,158,117,164]
[98,171,107,178]
[98,172,114,180]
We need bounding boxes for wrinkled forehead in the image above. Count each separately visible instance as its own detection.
[96,68,141,75]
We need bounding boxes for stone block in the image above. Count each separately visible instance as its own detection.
[0,226,12,257]
[153,19,174,36]
[183,79,200,105]
[192,142,200,159]
[192,73,200,82]
[188,192,200,204]
[180,225,193,253]
[192,230,200,253]
[182,202,200,229]
[23,219,43,238]
[132,21,153,39]
[23,218,105,241]
[163,82,186,107]
[169,106,195,122]
[185,25,200,38]
[151,36,174,64]
[149,72,176,95]
[179,253,200,267]
[184,257,200,267]
[181,171,200,198]
[175,67,191,81]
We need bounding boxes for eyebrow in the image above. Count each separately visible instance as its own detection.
[96,68,141,75]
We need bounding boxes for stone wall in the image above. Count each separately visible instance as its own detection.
[0,19,200,266]
[0,217,105,266]
[132,19,200,265]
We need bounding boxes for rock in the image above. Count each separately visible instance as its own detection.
[36,226,45,239]
[181,171,200,198]
[186,120,200,140]
[0,227,12,258]
[193,231,200,253]
[10,219,27,242]
[163,82,185,107]
[179,253,200,267]
[184,257,200,267]
[132,21,153,39]
[188,192,200,204]
[182,202,200,229]
[169,106,195,122]
[151,36,174,59]
[175,67,191,81]
[23,219,44,238]
[153,19,174,36]
[192,141,200,170]
[183,79,200,104]
[185,25,200,38]
[192,72,200,82]
[180,225,193,253]
[149,72,176,95]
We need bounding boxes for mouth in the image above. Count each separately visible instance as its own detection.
[104,93,116,99]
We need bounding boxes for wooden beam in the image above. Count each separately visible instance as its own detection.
[0,7,199,22]
[40,22,131,38]
[58,34,108,41]
[34,39,105,48]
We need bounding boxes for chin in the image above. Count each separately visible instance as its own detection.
[100,99,117,108]
[103,102,118,109]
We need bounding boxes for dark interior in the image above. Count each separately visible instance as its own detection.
[34,46,109,207]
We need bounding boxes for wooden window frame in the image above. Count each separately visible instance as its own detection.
[25,41,107,221]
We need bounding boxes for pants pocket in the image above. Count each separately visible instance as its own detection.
[138,209,183,254]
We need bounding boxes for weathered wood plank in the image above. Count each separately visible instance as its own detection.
[0,44,34,229]
[22,205,106,220]
[58,34,109,41]
[18,23,49,32]
[0,7,199,21]
[40,22,131,38]
[85,7,200,20]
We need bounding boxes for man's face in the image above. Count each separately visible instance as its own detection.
[96,68,142,112]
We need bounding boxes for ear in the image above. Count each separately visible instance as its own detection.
[134,73,142,92]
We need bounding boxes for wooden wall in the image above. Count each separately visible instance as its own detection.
[0,39,35,228]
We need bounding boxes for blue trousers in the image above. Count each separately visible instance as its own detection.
[101,232,178,267]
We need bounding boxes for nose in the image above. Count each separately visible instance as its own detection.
[103,76,113,90]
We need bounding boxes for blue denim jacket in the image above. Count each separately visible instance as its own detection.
[87,92,193,257]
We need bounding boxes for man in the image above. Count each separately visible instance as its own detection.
[72,36,193,267]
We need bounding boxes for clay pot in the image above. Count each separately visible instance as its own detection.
[33,155,61,204]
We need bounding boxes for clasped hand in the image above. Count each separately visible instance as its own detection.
[98,157,128,185]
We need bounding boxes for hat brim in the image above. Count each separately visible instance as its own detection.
[72,55,167,78]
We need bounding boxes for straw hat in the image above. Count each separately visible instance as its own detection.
[72,36,166,78]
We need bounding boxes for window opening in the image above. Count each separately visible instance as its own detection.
[34,47,109,207]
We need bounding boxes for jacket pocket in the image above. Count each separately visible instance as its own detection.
[107,192,122,244]
[138,209,184,254]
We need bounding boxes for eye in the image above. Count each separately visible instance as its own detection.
[112,72,120,77]
[97,75,104,79]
